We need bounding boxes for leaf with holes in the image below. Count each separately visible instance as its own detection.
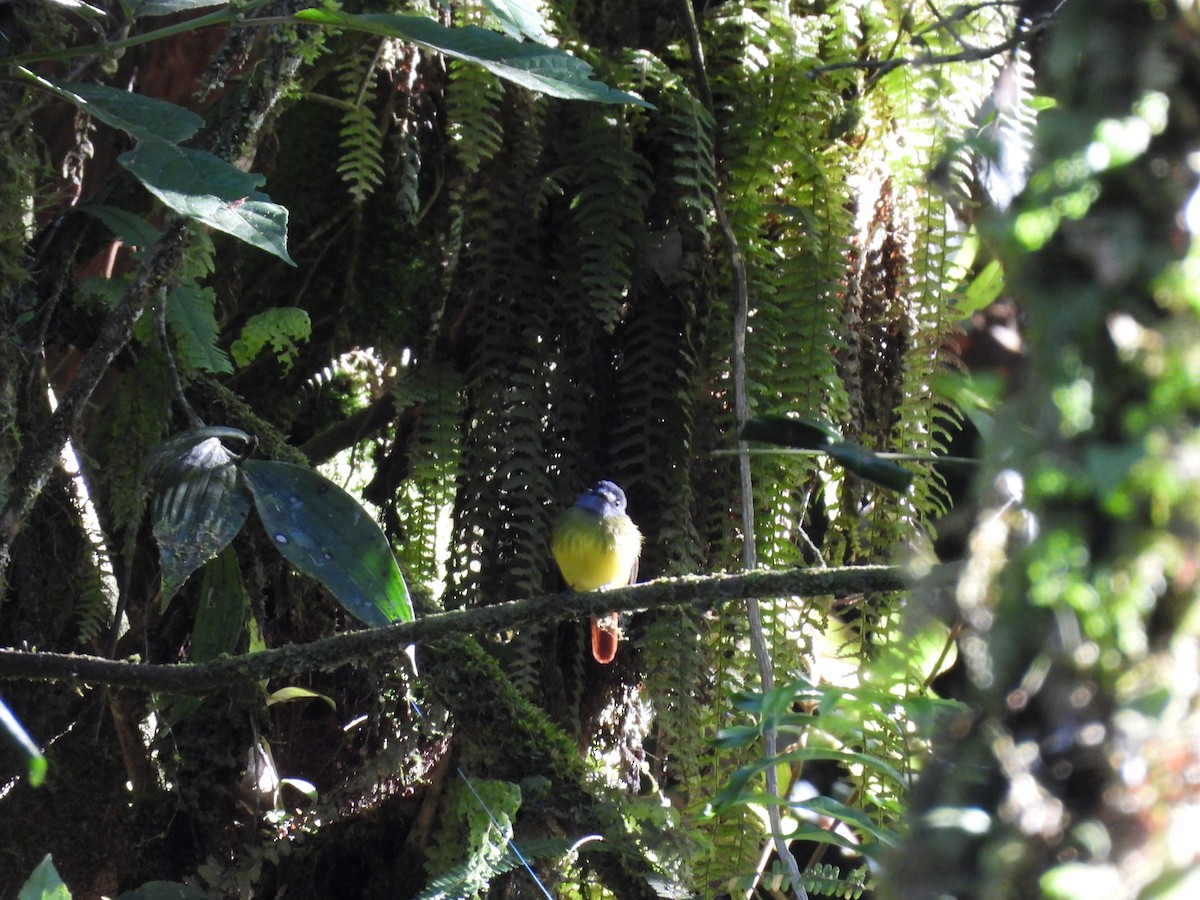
[242,460,412,627]
[152,436,252,602]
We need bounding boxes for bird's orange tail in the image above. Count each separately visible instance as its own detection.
[590,613,620,664]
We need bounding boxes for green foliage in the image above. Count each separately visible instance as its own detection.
[447,57,506,176]
[230,307,311,370]
[147,428,412,627]
[335,42,388,204]
[391,362,465,595]
[803,862,869,899]
[420,778,523,898]
[294,9,651,106]
[243,457,414,626]
[23,70,294,264]
[152,434,250,600]
[1,697,47,788]
[0,0,1061,894]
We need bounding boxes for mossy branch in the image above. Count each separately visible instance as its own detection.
[0,564,930,693]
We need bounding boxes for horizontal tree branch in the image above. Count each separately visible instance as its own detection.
[0,564,944,693]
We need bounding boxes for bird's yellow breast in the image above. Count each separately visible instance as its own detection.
[551,507,642,592]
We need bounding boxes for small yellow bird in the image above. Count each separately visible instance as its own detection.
[551,480,642,664]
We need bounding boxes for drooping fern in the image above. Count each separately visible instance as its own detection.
[334,40,388,204]
[390,361,465,598]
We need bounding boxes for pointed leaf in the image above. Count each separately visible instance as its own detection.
[18,856,69,900]
[266,686,336,710]
[191,546,248,661]
[825,440,914,492]
[27,71,204,144]
[482,0,549,42]
[793,795,901,847]
[280,777,319,800]
[1,697,47,788]
[242,460,413,627]
[293,10,650,107]
[119,140,294,264]
[742,415,841,448]
[959,259,1005,314]
[132,0,232,16]
[77,204,163,249]
[152,436,252,600]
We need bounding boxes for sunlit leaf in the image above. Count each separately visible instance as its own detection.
[266,686,336,711]
[132,0,232,15]
[242,460,413,627]
[119,140,294,265]
[959,259,1005,314]
[279,777,319,801]
[0,697,47,789]
[151,435,252,601]
[26,71,204,144]
[482,0,548,41]
[294,9,650,107]
[17,856,69,900]
[793,795,901,847]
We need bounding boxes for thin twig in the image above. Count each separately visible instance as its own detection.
[808,30,1036,80]
[673,0,806,894]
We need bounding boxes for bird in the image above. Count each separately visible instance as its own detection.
[551,480,643,664]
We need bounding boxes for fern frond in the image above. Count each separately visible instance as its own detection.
[338,104,387,205]
[334,40,388,204]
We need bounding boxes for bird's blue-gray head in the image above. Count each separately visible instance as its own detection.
[574,480,627,518]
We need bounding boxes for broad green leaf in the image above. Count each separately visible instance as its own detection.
[711,747,907,813]
[118,140,294,265]
[280,777,319,800]
[191,546,248,661]
[147,426,253,473]
[18,856,69,900]
[742,415,841,448]
[825,440,914,492]
[77,204,163,249]
[166,283,234,374]
[959,259,1005,314]
[792,795,901,847]
[132,0,234,15]
[266,686,336,710]
[294,10,650,107]
[482,0,549,42]
[742,415,913,491]
[1,697,47,788]
[242,460,413,627]
[788,824,871,855]
[27,71,204,144]
[151,435,252,601]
